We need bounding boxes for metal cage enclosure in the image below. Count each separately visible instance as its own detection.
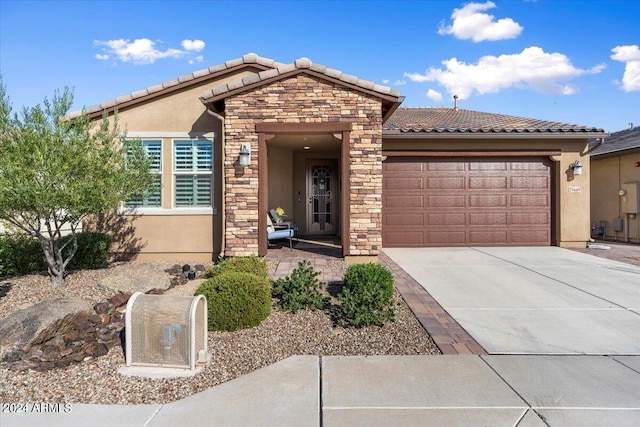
[125,292,209,370]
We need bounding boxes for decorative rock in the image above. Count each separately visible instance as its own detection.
[97,263,171,295]
[108,292,131,308]
[0,298,92,356]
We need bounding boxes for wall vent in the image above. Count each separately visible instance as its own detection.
[122,292,209,376]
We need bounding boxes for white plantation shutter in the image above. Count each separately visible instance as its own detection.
[173,139,213,207]
[126,140,162,207]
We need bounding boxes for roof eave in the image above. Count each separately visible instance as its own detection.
[81,62,275,120]
[382,130,607,139]
[591,146,640,158]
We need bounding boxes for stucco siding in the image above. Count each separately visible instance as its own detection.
[591,153,640,242]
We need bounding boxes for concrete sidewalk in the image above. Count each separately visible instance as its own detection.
[3,355,640,426]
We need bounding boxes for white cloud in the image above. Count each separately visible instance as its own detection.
[611,45,640,92]
[426,89,443,102]
[93,38,204,65]
[405,46,605,99]
[382,79,390,84]
[393,79,407,86]
[182,39,205,52]
[438,1,523,42]
[188,55,204,65]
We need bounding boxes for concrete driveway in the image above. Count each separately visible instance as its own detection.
[384,246,640,354]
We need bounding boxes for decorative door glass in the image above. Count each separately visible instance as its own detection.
[310,165,334,233]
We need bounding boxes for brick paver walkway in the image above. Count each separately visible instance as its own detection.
[266,243,346,284]
[266,241,485,355]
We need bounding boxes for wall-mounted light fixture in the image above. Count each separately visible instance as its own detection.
[239,143,251,167]
[570,160,583,176]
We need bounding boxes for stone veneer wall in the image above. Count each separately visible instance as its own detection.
[223,75,383,257]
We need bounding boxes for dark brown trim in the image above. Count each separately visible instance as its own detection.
[258,133,268,256]
[341,130,351,257]
[86,64,273,120]
[204,69,402,105]
[256,122,352,133]
[382,150,562,157]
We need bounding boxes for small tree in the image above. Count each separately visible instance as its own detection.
[0,80,155,286]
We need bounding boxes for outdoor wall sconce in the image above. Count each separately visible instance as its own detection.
[570,160,583,176]
[239,143,251,167]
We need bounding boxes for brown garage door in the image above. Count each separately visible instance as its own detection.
[382,158,551,247]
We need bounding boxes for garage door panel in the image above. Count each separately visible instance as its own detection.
[469,162,507,171]
[385,231,424,246]
[469,231,508,245]
[511,230,549,244]
[427,195,466,208]
[383,158,551,247]
[427,161,465,171]
[511,161,548,171]
[428,213,466,226]
[427,177,466,190]
[384,213,423,226]
[428,231,466,245]
[511,176,549,189]
[470,177,508,189]
[385,161,423,171]
[470,194,507,208]
[511,212,550,225]
[385,195,423,208]
[469,213,508,226]
[385,177,423,190]
[511,194,549,207]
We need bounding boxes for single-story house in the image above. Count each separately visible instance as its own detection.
[74,53,604,262]
[590,125,640,242]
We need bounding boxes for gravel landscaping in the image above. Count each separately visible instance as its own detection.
[0,261,439,405]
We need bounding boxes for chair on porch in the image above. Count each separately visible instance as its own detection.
[267,214,296,249]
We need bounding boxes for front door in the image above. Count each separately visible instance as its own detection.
[307,160,338,235]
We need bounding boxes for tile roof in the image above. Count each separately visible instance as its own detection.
[200,56,401,102]
[590,126,640,156]
[68,53,285,119]
[68,53,401,119]
[384,107,604,134]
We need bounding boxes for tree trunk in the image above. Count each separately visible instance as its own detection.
[49,267,65,287]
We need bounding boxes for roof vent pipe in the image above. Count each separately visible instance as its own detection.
[453,95,459,111]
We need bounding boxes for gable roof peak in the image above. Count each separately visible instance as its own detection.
[201,55,402,103]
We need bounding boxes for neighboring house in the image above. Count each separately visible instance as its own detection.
[71,53,604,262]
[590,125,640,242]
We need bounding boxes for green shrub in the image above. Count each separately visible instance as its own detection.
[195,272,271,331]
[272,260,328,313]
[337,263,395,327]
[0,233,45,277]
[204,255,268,279]
[61,231,112,270]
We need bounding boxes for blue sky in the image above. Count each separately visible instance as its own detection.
[1,0,638,133]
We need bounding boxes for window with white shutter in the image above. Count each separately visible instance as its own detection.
[125,140,162,207]
[173,139,213,207]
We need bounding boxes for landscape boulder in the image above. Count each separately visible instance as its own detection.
[0,297,93,359]
[97,262,171,294]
